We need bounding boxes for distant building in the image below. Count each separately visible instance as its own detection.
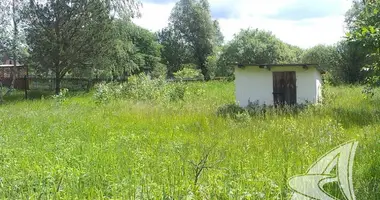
[234,63,325,107]
[0,53,28,89]
[2,53,22,66]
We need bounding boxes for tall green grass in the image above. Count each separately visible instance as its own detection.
[0,82,379,199]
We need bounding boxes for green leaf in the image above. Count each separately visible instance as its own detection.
[374,8,379,15]
[362,27,369,35]
[369,26,376,34]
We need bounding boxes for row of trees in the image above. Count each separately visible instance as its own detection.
[0,0,143,94]
[156,0,376,86]
[0,0,379,94]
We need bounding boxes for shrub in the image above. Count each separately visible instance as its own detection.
[216,103,245,118]
[122,74,167,101]
[93,82,114,104]
[168,84,186,102]
[52,88,69,104]
[150,63,168,79]
[174,68,204,81]
[92,73,188,104]
[205,55,217,79]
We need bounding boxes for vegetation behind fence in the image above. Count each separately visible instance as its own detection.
[25,76,232,92]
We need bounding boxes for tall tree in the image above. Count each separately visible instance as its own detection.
[340,0,370,84]
[347,0,380,89]
[127,22,162,76]
[213,20,224,47]
[25,0,140,94]
[82,20,163,80]
[216,28,300,77]
[219,29,295,65]
[157,26,191,77]
[169,0,216,80]
[335,40,367,83]
[300,45,336,66]
[0,0,27,91]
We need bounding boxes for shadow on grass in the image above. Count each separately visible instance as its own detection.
[329,107,380,128]
[216,100,380,128]
[2,90,53,102]
[1,89,88,104]
[216,102,309,120]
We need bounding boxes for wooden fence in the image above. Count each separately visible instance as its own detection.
[0,77,29,90]
[0,76,233,91]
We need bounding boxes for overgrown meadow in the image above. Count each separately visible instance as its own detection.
[0,76,380,199]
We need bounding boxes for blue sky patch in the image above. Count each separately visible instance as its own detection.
[268,0,344,20]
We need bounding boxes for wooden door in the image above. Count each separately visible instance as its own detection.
[272,71,296,106]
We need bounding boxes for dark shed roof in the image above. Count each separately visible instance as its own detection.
[233,63,326,74]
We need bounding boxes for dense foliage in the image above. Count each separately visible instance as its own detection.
[0,0,378,91]
[347,0,380,92]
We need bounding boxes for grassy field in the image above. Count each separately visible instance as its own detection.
[0,81,379,199]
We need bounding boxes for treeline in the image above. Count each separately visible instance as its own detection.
[0,0,378,94]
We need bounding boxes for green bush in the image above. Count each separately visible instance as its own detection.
[151,63,168,79]
[93,73,188,104]
[93,82,117,104]
[168,84,186,102]
[122,74,167,101]
[216,103,245,118]
[52,88,69,104]
[173,67,204,80]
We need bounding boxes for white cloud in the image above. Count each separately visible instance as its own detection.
[133,0,353,49]
[133,2,175,32]
[218,16,347,48]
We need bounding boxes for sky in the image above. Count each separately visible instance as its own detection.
[132,0,353,49]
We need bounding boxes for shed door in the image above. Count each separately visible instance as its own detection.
[273,71,296,106]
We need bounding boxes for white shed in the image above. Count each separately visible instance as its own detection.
[234,64,324,107]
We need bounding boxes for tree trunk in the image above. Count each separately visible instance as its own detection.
[0,82,3,103]
[9,0,18,90]
[200,63,210,81]
[55,72,61,95]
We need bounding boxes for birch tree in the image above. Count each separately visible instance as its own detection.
[0,0,27,93]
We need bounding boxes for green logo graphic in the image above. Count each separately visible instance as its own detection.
[288,141,358,200]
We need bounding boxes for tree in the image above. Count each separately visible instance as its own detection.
[339,1,369,84]
[226,29,299,64]
[347,0,380,89]
[157,26,191,77]
[87,20,163,80]
[213,20,224,47]
[335,40,368,84]
[0,0,28,91]
[25,0,140,94]
[127,22,162,77]
[300,44,341,83]
[285,44,304,63]
[300,45,336,66]
[216,28,299,76]
[169,0,216,80]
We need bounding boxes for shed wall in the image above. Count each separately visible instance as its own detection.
[315,70,323,103]
[235,66,320,107]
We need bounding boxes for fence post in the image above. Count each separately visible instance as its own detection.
[0,82,3,103]
[87,78,91,92]
[24,75,28,100]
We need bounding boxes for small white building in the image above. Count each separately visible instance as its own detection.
[234,64,324,107]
